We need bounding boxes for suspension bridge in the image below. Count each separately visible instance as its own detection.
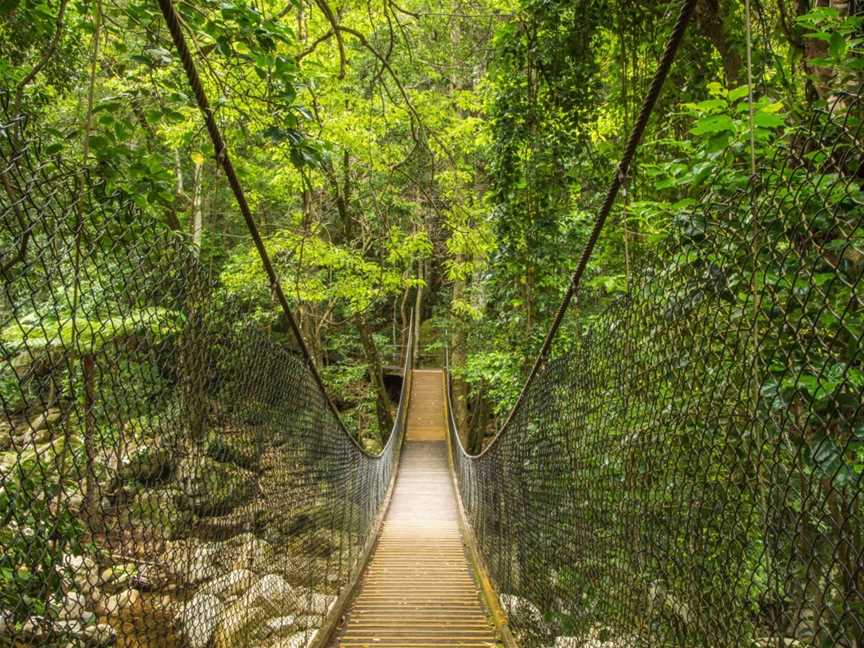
[2,0,863,646]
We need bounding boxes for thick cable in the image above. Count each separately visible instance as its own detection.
[155,0,354,439]
[486,0,700,452]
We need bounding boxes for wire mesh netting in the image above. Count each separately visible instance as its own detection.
[449,83,864,646]
[0,101,413,647]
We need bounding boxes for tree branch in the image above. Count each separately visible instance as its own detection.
[298,29,335,61]
[335,24,457,166]
[14,0,70,115]
[313,0,347,78]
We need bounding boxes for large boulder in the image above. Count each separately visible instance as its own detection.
[242,574,297,611]
[273,630,318,648]
[200,569,255,600]
[118,447,175,486]
[206,432,261,471]
[305,592,336,616]
[499,593,545,629]
[265,615,304,635]
[164,540,237,585]
[212,603,269,648]
[126,488,193,539]
[212,574,297,648]
[175,456,257,517]
[96,588,141,616]
[178,592,221,648]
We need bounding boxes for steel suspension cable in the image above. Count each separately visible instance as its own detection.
[491,0,700,445]
[155,0,353,440]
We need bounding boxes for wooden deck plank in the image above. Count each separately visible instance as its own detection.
[332,370,498,647]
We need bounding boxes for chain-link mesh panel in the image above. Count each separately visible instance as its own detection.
[0,102,412,647]
[450,88,864,647]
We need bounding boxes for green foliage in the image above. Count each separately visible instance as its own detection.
[1,306,182,355]
[795,6,864,80]
[0,467,87,624]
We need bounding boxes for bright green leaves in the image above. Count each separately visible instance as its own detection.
[752,111,784,129]
[641,82,790,199]
[2,307,183,357]
[130,47,173,68]
[690,114,735,136]
[685,83,787,141]
[220,226,431,322]
[81,94,180,208]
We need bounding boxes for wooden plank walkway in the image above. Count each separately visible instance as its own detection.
[333,370,498,647]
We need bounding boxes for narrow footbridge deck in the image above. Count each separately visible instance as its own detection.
[334,370,498,647]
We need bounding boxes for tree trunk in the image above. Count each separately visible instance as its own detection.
[450,268,470,442]
[355,313,394,438]
[399,286,411,364]
[468,388,488,454]
[694,0,742,86]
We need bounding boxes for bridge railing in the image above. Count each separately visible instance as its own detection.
[0,96,415,648]
[446,72,864,648]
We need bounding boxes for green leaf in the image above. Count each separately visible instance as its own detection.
[88,135,110,151]
[754,112,785,129]
[686,98,727,113]
[829,31,847,59]
[728,86,750,102]
[691,115,735,136]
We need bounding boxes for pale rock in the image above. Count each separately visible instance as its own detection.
[273,630,318,648]
[189,542,232,583]
[83,622,116,646]
[67,493,84,512]
[133,562,172,591]
[212,603,268,648]
[53,619,84,635]
[229,535,279,574]
[499,594,545,629]
[211,574,297,648]
[302,592,335,615]
[178,592,221,648]
[98,588,141,615]
[243,574,297,611]
[21,616,46,637]
[57,591,88,620]
[265,615,297,633]
[557,626,635,648]
[265,614,320,636]
[201,569,255,600]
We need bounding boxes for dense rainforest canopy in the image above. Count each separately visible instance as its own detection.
[1,0,859,448]
[1,0,863,646]
[0,0,860,448]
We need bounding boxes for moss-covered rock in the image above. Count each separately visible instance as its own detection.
[118,447,175,486]
[127,489,193,539]
[206,432,261,471]
[175,457,257,518]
